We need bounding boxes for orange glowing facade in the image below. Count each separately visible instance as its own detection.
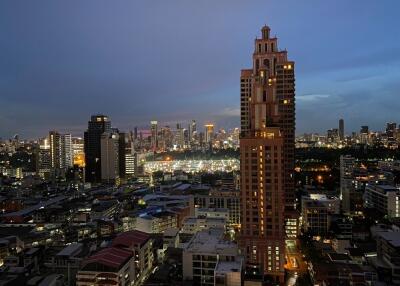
[239,26,295,283]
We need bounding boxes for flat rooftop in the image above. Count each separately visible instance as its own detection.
[57,243,83,257]
[215,260,242,274]
[185,228,237,255]
[379,231,400,247]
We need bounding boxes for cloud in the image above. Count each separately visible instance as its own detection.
[218,107,240,117]
[297,94,331,102]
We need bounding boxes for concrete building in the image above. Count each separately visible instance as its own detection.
[111,230,153,284]
[183,228,243,286]
[339,119,345,141]
[195,208,229,222]
[100,132,121,183]
[181,217,226,234]
[76,247,134,286]
[364,184,400,218]
[340,155,354,214]
[84,115,111,183]
[135,211,177,234]
[150,121,158,151]
[193,189,241,226]
[77,230,153,286]
[36,138,51,178]
[49,131,73,171]
[377,231,400,284]
[301,194,340,235]
[239,25,295,282]
[204,124,214,147]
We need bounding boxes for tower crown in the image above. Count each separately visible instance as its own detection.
[261,25,270,39]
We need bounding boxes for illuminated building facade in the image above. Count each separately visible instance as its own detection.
[72,137,85,167]
[150,120,158,151]
[204,124,214,147]
[49,131,73,171]
[239,25,295,283]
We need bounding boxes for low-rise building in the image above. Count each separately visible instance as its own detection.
[76,247,134,286]
[77,230,153,286]
[181,217,226,234]
[301,194,340,235]
[135,211,177,234]
[364,184,400,218]
[377,231,400,284]
[182,228,243,286]
[195,208,229,221]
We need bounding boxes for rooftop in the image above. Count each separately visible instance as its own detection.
[112,230,150,249]
[215,260,242,274]
[56,243,83,257]
[379,231,400,247]
[82,247,132,270]
[185,228,237,255]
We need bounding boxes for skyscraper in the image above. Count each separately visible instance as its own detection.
[100,131,125,184]
[49,131,73,171]
[84,115,111,183]
[339,118,344,141]
[239,25,295,283]
[204,124,214,148]
[150,120,158,151]
[386,122,397,138]
[340,155,354,214]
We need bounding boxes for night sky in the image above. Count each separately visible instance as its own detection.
[1,0,400,138]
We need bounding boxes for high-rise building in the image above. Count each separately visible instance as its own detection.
[189,120,197,142]
[84,115,111,183]
[150,120,158,151]
[360,126,369,134]
[340,155,354,214]
[327,128,339,143]
[36,137,51,178]
[72,137,85,167]
[204,124,214,147]
[175,123,185,148]
[360,126,369,145]
[100,131,124,183]
[239,25,295,283]
[386,122,397,139]
[49,131,73,171]
[339,119,344,141]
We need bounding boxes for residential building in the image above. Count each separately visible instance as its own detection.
[183,228,243,285]
[84,115,111,183]
[239,25,295,282]
[364,184,400,218]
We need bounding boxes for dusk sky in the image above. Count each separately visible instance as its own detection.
[1,0,400,138]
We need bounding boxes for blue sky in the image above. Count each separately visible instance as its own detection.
[1,0,400,138]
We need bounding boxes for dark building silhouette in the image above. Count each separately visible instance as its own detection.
[84,115,111,183]
[339,118,344,141]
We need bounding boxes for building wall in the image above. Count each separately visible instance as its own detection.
[238,26,295,282]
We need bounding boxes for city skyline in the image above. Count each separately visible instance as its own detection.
[1,1,400,138]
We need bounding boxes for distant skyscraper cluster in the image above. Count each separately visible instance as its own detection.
[145,120,238,152]
[297,119,400,149]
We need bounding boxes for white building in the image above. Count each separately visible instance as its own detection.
[182,228,243,286]
[181,217,226,234]
[135,211,177,234]
[195,208,229,221]
[364,185,400,218]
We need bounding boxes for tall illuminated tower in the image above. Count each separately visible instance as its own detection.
[150,120,158,151]
[239,25,295,283]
